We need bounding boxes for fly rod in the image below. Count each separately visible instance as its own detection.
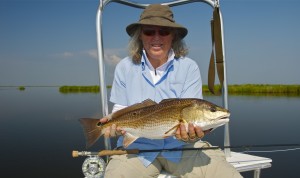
[72,143,300,158]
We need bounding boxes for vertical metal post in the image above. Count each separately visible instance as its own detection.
[254,169,261,178]
[218,7,231,157]
[96,0,111,160]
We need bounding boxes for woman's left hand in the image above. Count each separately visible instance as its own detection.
[175,123,208,143]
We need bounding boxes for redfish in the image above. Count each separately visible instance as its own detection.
[80,98,230,148]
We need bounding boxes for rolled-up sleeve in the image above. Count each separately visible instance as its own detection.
[110,60,128,106]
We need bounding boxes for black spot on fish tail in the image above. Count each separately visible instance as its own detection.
[97,121,102,126]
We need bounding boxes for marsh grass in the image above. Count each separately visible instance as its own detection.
[203,84,300,96]
[58,84,300,96]
[59,85,100,93]
[18,86,25,91]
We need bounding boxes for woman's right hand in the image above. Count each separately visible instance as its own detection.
[99,117,125,138]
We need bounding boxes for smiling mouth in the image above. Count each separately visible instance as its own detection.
[151,43,163,47]
[152,44,162,47]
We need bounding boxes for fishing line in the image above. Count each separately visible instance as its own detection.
[141,155,267,160]
[242,147,300,153]
[111,146,300,160]
[130,144,300,158]
[128,143,300,153]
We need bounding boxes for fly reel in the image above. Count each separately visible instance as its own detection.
[73,151,106,178]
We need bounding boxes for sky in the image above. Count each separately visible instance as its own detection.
[0,0,300,86]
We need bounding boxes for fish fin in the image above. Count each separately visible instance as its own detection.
[141,99,157,106]
[111,99,157,119]
[123,133,139,148]
[179,119,188,124]
[164,118,189,135]
[160,98,178,103]
[79,118,103,148]
[165,124,180,135]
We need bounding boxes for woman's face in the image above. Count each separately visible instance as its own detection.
[140,25,174,62]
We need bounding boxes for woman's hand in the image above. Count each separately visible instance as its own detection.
[99,118,125,138]
[175,123,208,143]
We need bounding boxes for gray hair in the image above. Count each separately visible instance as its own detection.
[127,26,188,64]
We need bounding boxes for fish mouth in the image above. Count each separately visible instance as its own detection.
[220,116,230,120]
[201,117,229,132]
[219,113,230,120]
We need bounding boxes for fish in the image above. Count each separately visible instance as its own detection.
[79,98,230,148]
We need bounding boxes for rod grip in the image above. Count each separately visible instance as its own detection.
[72,150,79,158]
[98,149,139,156]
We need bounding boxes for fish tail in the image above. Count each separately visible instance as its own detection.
[79,118,103,148]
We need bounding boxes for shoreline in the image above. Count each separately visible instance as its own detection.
[1,84,300,96]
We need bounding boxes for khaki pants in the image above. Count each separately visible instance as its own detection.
[104,142,242,178]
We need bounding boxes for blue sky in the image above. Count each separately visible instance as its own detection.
[0,0,299,86]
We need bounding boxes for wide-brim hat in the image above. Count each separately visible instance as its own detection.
[126,4,188,39]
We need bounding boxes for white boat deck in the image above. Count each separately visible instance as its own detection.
[158,151,272,178]
[227,152,272,173]
[228,152,272,178]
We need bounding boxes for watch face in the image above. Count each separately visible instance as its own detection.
[82,156,106,178]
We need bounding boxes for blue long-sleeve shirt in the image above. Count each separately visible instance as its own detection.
[110,50,203,167]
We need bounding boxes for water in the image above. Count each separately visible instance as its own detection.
[0,87,299,178]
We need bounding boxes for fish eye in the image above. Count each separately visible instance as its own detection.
[210,107,217,112]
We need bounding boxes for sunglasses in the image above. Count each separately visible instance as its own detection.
[142,28,172,36]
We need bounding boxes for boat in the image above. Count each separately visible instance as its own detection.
[73,0,272,177]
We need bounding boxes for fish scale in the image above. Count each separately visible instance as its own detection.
[79,98,230,148]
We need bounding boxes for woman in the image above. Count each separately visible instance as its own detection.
[101,4,242,178]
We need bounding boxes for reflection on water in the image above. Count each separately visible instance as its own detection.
[0,87,299,178]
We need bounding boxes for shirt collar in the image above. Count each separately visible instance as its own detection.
[141,49,175,72]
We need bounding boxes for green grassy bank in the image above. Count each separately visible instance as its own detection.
[58,84,300,96]
[59,85,100,93]
[203,84,300,96]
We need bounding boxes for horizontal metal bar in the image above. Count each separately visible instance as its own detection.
[101,0,216,9]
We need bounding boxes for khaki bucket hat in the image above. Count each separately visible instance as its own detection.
[126,4,188,39]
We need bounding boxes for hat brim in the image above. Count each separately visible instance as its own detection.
[126,17,188,39]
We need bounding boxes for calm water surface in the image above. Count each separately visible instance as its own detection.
[0,87,299,178]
